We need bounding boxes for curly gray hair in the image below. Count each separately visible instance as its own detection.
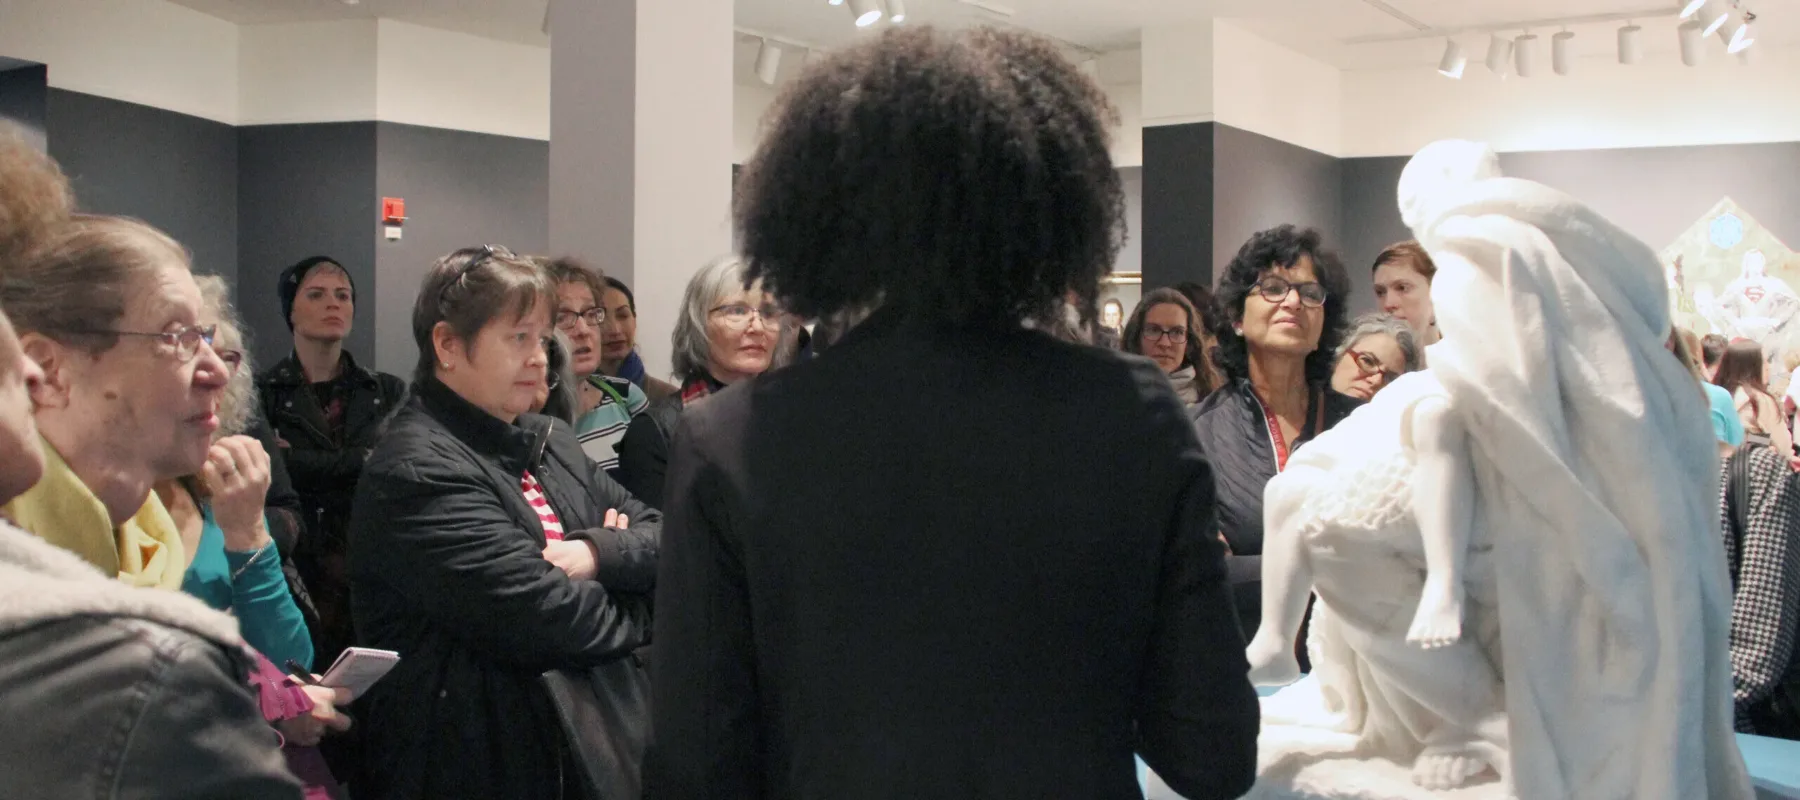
[1334,312,1423,374]
[671,255,778,383]
[194,275,255,439]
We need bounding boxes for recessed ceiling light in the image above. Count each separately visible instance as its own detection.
[889,0,907,23]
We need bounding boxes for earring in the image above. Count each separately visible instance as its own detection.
[441,362,451,370]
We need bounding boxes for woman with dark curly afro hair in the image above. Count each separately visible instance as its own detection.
[1188,224,1360,641]
[646,26,1258,800]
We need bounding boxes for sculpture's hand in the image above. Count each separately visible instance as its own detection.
[1246,630,1302,687]
[1406,576,1465,649]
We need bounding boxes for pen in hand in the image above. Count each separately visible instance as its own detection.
[285,660,321,686]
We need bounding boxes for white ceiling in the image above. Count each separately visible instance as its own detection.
[165,0,1787,74]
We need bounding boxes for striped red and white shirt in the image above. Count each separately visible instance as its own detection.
[520,470,564,540]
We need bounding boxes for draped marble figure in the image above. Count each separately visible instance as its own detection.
[1243,140,1753,799]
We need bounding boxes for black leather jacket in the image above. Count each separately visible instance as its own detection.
[0,525,302,799]
[258,350,406,663]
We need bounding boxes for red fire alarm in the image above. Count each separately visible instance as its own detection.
[381,197,406,224]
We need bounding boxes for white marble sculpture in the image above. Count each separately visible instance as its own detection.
[1242,140,1756,800]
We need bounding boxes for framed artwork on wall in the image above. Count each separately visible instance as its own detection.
[1663,197,1799,376]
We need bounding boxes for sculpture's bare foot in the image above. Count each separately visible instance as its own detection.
[1405,578,1465,650]
[1246,631,1301,687]
[1411,744,1491,790]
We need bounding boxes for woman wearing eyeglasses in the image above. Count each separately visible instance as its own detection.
[1329,313,1422,402]
[1122,288,1213,405]
[167,276,350,796]
[616,255,779,509]
[1189,224,1357,641]
[537,256,650,472]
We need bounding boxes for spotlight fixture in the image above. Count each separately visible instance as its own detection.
[1552,31,1574,75]
[847,0,883,26]
[1437,39,1467,79]
[1728,18,1754,53]
[1514,33,1538,77]
[1678,20,1704,66]
[1680,0,1707,17]
[1618,24,1643,64]
[889,0,906,22]
[1701,0,1732,37]
[1485,34,1513,76]
[829,0,844,5]
[754,39,782,85]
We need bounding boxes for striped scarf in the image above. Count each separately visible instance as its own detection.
[520,470,564,540]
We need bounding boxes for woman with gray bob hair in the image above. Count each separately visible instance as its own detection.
[1328,312,1422,402]
[617,254,779,507]
[668,255,782,384]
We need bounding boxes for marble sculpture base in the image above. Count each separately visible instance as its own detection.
[1234,678,1507,800]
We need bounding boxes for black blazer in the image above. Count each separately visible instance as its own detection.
[348,377,659,800]
[645,310,1259,800]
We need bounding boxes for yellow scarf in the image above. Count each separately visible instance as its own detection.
[1,438,185,590]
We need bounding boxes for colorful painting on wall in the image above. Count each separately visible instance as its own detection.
[1663,197,1800,370]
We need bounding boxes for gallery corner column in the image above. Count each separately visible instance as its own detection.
[549,0,735,380]
[1140,22,1217,292]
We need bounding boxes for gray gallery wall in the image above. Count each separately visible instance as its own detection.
[1142,122,1214,291]
[1339,142,1800,316]
[0,64,48,153]
[1212,125,1343,295]
[237,123,379,371]
[47,89,238,290]
[1143,122,1342,302]
[372,122,548,377]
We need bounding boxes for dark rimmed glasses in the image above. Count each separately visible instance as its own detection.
[1254,276,1328,308]
[1142,324,1189,345]
[1346,347,1401,385]
[556,307,607,332]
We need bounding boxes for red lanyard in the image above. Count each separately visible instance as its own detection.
[1253,389,1320,473]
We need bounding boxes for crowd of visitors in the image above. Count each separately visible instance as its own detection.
[0,19,1794,800]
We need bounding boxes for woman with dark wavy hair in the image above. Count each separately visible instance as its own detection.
[647,25,1257,800]
[1189,223,1359,639]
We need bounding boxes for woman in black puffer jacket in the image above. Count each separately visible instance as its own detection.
[349,246,660,800]
[1189,225,1361,641]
